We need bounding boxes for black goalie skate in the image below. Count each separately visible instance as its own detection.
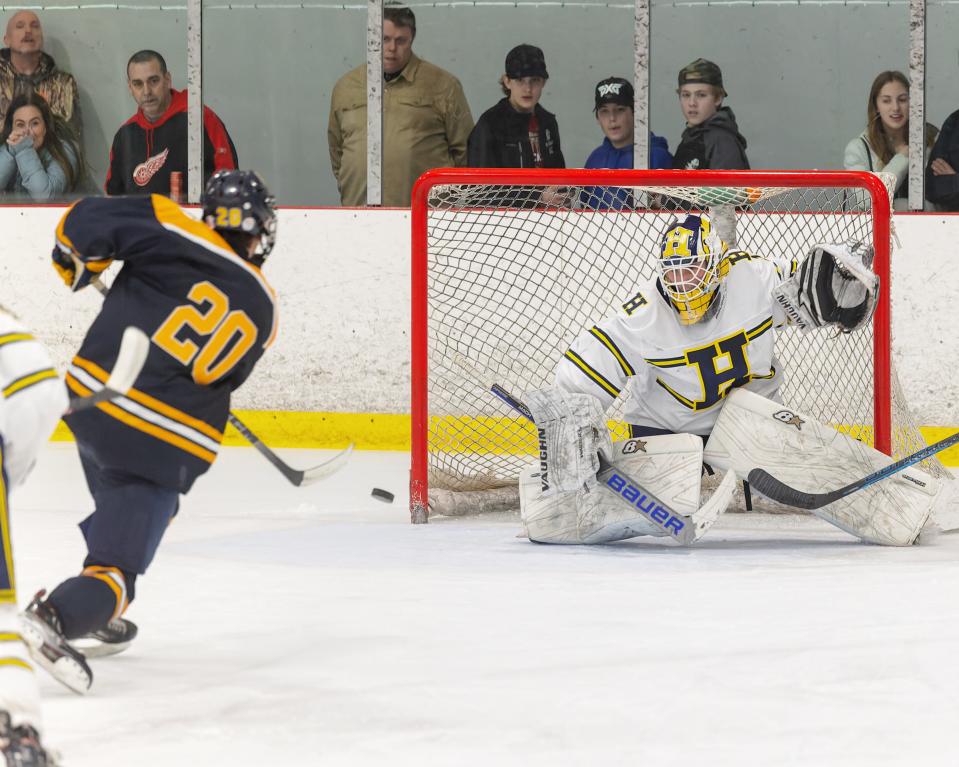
[0,710,58,767]
[19,591,92,695]
[75,617,138,659]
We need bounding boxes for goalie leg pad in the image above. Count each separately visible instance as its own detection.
[704,389,938,546]
[520,434,705,544]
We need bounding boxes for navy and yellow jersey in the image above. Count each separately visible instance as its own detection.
[56,195,277,493]
[555,251,794,436]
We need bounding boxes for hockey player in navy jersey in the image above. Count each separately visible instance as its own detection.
[20,169,278,693]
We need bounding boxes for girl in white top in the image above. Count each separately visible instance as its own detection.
[843,70,937,210]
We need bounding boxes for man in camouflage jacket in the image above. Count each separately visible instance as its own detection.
[0,11,81,139]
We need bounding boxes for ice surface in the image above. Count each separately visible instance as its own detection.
[9,444,959,766]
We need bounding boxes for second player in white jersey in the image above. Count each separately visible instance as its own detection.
[555,218,797,436]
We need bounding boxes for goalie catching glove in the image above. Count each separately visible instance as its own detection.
[772,241,878,333]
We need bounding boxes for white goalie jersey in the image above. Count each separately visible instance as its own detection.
[554,251,796,436]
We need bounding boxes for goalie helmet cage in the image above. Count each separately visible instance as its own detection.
[410,169,907,524]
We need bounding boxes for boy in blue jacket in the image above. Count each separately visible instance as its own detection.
[581,77,672,209]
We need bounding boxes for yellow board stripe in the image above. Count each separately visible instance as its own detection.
[3,368,58,398]
[0,658,33,671]
[66,375,217,463]
[0,332,33,347]
[45,410,959,468]
[564,349,621,398]
[72,356,223,442]
[0,632,24,642]
[588,326,635,377]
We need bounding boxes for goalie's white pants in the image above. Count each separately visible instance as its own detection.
[704,389,952,546]
[519,434,707,544]
[0,602,42,731]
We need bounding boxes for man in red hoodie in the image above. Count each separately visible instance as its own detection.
[106,49,238,196]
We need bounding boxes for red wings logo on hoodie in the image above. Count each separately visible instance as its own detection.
[133,148,170,186]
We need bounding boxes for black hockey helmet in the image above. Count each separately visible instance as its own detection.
[201,170,277,264]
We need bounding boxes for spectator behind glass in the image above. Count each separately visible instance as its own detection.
[925,103,959,211]
[845,71,937,211]
[468,44,566,208]
[581,76,672,210]
[672,58,749,171]
[0,92,82,200]
[468,44,565,169]
[328,5,474,207]
[0,11,81,140]
[106,49,237,196]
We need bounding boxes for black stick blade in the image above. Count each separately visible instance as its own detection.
[746,468,835,510]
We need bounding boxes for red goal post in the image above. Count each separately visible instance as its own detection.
[410,169,893,523]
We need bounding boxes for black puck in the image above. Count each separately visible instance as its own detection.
[371,488,395,503]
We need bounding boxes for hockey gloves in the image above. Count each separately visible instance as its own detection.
[52,244,113,292]
[772,241,879,333]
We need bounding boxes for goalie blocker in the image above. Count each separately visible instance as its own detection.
[519,387,735,545]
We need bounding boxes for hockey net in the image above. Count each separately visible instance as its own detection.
[409,169,945,522]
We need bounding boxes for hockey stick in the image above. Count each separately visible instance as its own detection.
[67,326,151,413]
[226,413,354,487]
[89,276,352,486]
[747,430,959,510]
[490,383,733,545]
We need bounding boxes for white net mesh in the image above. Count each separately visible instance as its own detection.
[413,173,945,515]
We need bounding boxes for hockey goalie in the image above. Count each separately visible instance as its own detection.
[519,211,956,547]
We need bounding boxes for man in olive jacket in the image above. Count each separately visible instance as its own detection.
[327,5,473,206]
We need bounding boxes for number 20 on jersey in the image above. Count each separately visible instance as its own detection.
[152,280,257,384]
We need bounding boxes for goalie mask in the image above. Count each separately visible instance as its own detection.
[657,213,729,325]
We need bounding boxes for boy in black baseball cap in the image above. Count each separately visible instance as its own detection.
[581,76,672,209]
[467,43,566,183]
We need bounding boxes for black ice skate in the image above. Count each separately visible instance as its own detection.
[19,591,93,695]
[75,617,138,659]
[0,710,58,766]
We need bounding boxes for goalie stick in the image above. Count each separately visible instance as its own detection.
[489,383,732,545]
[747,430,959,510]
[90,276,352,487]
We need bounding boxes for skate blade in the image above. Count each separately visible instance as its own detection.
[73,637,132,659]
[20,621,93,695]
